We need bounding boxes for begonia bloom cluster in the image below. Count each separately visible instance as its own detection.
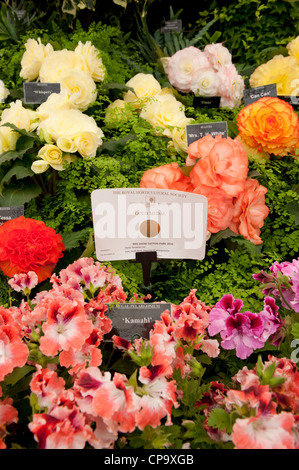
[140,134,269,244]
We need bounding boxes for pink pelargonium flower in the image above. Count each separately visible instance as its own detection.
[0,325,29,381]
[8,271,38,292]
[208,294,267,359]
[30,366,66,411]
[39,297,93,357]
[0,393,18,449]
[92,372,140,433]
[232,412,295,449]
[167,46,211,93]
[29,404,93,449]
[136,365,178,430]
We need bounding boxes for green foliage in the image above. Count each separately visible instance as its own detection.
[206,0,299,69]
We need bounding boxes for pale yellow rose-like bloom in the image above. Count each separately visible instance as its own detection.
[104,99,134,128]
[39,50,86,83]
[170,117,193,154]
[38,144,65,170]
[139,93,186,137]
[123,73,162,109]
[59,69,97,111]
[249,55,299,95]
[56,136,78,153]
[36,91,73,121]
[287,35,299,64]
[73,131,103,158]
[37,108,104,149]
[158,57,170,74]
[31,159,49,174]
[0,100,39,132]
[74,41,106,82]
[20,38,54,81]
[0,125,19,153]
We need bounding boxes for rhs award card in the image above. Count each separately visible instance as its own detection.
[91,188,208,262]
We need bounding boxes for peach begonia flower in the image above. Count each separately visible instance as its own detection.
[236,96,299,157]
[140,162,194,192]
[229,178,269,245]
[187,133,221,166]
[193,185,234,234]
[189,135,249,197]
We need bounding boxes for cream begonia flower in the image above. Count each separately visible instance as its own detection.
[139,93,186,137]
[38,144,65,171]
[287,35,299,64]
[59,69,97,111]
[39,50,86,83]
[0,100,38,132]
[0,125,19,153]
[36,91,73,121]
[190,69,220,97]
[170,117,193,154]
[31,159,49,174]
[74,41,106,82]
[249,55,299,96]
[123,73,162,109]
[20,38,54,81]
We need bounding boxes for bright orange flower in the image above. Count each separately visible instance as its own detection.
[236,96,299,156]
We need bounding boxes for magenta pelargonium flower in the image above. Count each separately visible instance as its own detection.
[208,294,282,359]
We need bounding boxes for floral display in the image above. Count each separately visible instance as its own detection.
[141,134,269,244]
[0,1,298,451]
[167,43,245,108]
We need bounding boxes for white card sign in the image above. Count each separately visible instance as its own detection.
[91,188,208,262]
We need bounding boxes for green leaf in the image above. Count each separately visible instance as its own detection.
[207,407,231,432]
[291,322,299,339]
[287,201,299,225]
[98,133,137,154]
[209,228,239,246]
[61,228,90,250]
[4,365,35,386]
[0,181,41,207]
[0,162,34,195]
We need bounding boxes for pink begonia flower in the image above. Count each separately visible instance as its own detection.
[29,405,93,449]
[167,46,211,93]
[8,271,38,292]
[30,366,66,410]
[217,64,245,108]
[232,412,295,449]
[190,68,220,97]
[92,372,140,433]
[203,43,232,71]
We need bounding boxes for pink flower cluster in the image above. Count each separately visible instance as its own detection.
[197,356,299,449]
[140,134,269,244]
[208,294,283,359]
[1,257,221,449]
[167,44,244,108]
[253,257,299,313]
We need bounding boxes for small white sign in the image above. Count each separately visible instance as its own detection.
[91,188,208,261]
